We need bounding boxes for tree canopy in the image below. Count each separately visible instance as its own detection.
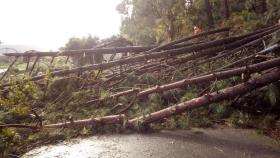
[117,0,280,45]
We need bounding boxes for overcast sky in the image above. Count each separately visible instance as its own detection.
[0,0,122,51]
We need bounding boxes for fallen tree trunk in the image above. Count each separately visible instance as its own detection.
[3,52,58,57]
[136,28,279,76]
[114,26,280,77]
[86,57,280,105]
[45,114,126,128]
[4,25,276,58]
[1,25,279,88]
[1,42,201,58]
[147,27,230,53]
[178,31,279,73]
[44,68,280,129]
[0,124,38,129]
[0,56,18,81]
[221,43,280,69]
[3,46,155,57]
[98,28,277,81]
[128,68,280,126]
[58,46,155,56]
[198,32,276,66]
[154,25,279,68]
[147,24,279,53]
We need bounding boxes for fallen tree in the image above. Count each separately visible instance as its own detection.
[3,27,230,58]
[43,68,280,129]
[86,57,280,105]
[44,115,126,128]
[146,27,230,52]
[105,27,280,79]
[220,43,280,69]
[134,31,275,76]
[127,69,280,127]
[3,25,276,58]
[147,24,279,53]
[2,25,278,89]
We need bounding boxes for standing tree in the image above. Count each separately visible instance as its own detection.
[259,0,267,14]
[203,0,214,28]
[117,0,158,45]
[224,0,230,19]
[117,0,190,44]
[151,0,187,41]
[246,0,267,14]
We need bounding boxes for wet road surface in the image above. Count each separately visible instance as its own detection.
[23,128,280,158]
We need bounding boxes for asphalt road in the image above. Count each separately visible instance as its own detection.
[23,127,280,158]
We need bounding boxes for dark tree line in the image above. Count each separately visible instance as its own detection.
[117,0,278,44]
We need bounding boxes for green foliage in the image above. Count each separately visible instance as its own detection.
[225,10,265,33]
[180,89,197,102]
[143,94,163,112]
[210,79,232,91]
[118,0,280,45]
[209,101,231,119]
[46,77,80,99]
[266,83,280,106]
[0,80,44,157]
[0,80,41,116]
[261,115,277,129]
[61,35,99,51]
[100,90,110,100]
[265,0,280,24]
[118,0,191,44]
[60,35,101,65]
[228,111,253,128]
[0,128,21,157]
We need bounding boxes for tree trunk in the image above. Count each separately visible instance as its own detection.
[45,69,280,129]
[259,0,267,14]
[224,0,230,19]
[167,12,176,41]
[147,27,230,52]
[86,57,280,104]
[128,69,280,126]
[45,115,126,128]
[1,25,279,88]
[203,0,214,28]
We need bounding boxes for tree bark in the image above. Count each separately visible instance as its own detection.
[86,57,280,105]
[128,69,280,126]
[45,69,280,129]
[147,27,230,53]
[45,115,126,128]
[204,0,214,28]
[0,124,38,129]
[256,0,267,14]
[220,44,280,69]
[224,0,230,19]
[0,56,18,81]
[1,25,279,88]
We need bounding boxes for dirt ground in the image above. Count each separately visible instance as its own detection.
[23,127,280,158]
